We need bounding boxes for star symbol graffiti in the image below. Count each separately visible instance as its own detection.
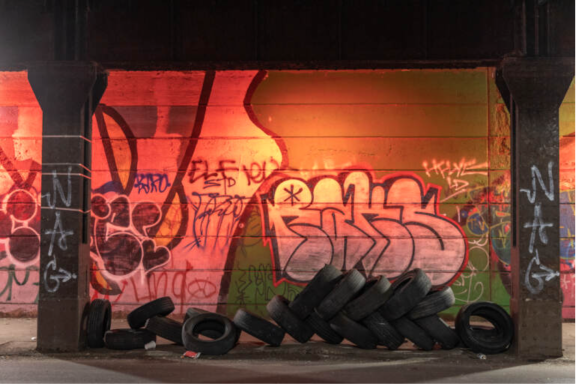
[283,184,303,206]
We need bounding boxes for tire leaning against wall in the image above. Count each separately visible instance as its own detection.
[233,309,285,347]
[87,299,112,348]
[306,311,343,345]
[267,295,315,343]
[289,264,343,319]
[414,315,460,350]
[316,269,366,321]
[343,276,392,321]
[380,269,431,321]
[391,317,435,351]
[407,286,455,320]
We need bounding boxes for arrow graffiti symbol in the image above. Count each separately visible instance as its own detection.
[525,249,560,294]
[44,259,77,293]
[50,268,77,283]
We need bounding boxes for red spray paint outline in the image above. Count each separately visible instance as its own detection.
[260,169,469,289]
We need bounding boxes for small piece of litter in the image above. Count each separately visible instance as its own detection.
[182,351,201,359]
[144,341,156,350]
[31,337,37,341]
[477,353,487,360]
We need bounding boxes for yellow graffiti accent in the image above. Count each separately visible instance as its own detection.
[94,268,112,291]
[155,197,184,247]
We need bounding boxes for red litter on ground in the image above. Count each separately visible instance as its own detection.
[182,351,201,359]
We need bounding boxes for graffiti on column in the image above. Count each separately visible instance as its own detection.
[521,162,560,294]
[42,168,77,293]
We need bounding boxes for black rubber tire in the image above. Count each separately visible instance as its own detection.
[185,308,241,345]
[267,295,315,343]
[455,302,514,354]
[127,297,175,329]
[391,317,435,351]
[87,299,111,348]
[414,315,460,350]
[329,312,377,349]
[104,329,156,350]
[289,264,343,319]
[182,313,237,355]
[233,308,285,347]
[380,269,432,320]
[145,316,183,345]
[407,286,455,320]
[184,307,209,322]
[316,269,366,321]
[184,308,224,339]
[343,276,392,321]
[469,325,500,341]
[306,311,343,345]
[361,311,404,350]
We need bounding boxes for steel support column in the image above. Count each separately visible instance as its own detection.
[497,57,573,358]
[28,62,107,352]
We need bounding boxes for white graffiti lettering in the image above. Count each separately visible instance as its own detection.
[522,162,559,295]
[42,168,76,294]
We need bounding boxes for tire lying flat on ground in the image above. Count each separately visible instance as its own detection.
[455,302,513,354]
[182,313,237,355]
[127,297,175,329]
[407,287,455,320]
[380,269,431,321]
[145,316,183,345]
[267,295,315,343]
[362,311,404,350]
[343,276,392,321]
[316,269,366,321]
[414,315,460,350]
[289,264,343,319]
[306,311,343,345]
[233,309,285,347]
[87,299,111,348]
[329,312,378,349]
[104,329,156,350]
[184,307,232,341]
[391,317,435,351]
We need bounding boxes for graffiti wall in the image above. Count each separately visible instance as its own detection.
[0,69,574,319]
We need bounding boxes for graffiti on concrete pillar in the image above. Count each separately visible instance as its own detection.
[42,167,77,293]
[522,162,560,295]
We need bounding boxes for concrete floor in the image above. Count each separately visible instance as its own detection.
[0,318,574,383]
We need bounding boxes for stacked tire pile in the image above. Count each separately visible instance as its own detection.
[86,265,513,356]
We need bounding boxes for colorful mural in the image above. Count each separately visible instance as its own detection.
[0,69,573,318]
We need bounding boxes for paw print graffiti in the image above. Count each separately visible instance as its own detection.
[90,194,171,278]
[0,189,40,266]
